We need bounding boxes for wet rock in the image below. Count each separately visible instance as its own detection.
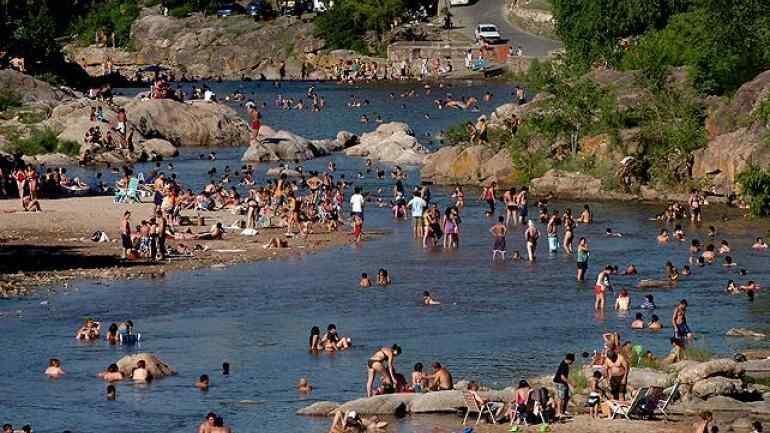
[678,359,745,384]
[116,353,176,379]
[344,122,427,165]
[22,153,78,166]
[336,131,358,149]
[265,167,302,177]
[296,401,340,416]
[726,328,767,338]
[627,368,673,389]
[241,129,316,162]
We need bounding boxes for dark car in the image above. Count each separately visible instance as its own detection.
[216,3,246,17]
[246,0,272,19]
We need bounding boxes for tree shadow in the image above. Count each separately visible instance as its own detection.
[0,244,142,274]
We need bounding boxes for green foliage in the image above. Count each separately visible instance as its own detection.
[683,344,713,362]
[737,165,770,217]
[508,122,551,184]
[551,0,687,68]
[315,0,431,53]
[636,86,706,186]
[571,370,588,395]
[71,0,141,48]
[0,90,23,112]
[445,122,471,146]
[169,4,195,18]
[8,128,80,157]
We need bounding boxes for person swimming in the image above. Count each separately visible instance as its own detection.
[423,291,440,305]
[359,273,372,287]
[631,313,645,329]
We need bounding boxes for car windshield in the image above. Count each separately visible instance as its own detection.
[480,26,498,33]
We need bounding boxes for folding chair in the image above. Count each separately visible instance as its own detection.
[462,391,497,426]
[114,177,141,203]
[655,382,679,420]
[611,387,648,420]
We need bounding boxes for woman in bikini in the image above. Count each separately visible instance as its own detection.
[503,187,517,225]
[25,165,38,200]
[453,186,465,210]
[366,345,401,397]
[562,208,575,254]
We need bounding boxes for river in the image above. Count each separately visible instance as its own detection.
[1,81,770,433]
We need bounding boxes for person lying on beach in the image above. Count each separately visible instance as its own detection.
[45,358,64,378]
[196,223,224,240]
[97,363,124,382]
[329,410,387,433]
[263,237,288,249]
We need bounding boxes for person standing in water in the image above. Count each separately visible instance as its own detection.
[547,210,560,254]
[490,216,507,261]
[366,345,401,397]
[594,265,613,310]
[503,187,517,225]
[562,208,575,254]
[524,219,540,261]
[576,237,590,281]
[480,182,496,216]
[516,187,529,225]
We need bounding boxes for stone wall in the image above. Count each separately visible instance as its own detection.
[387,41,534,74]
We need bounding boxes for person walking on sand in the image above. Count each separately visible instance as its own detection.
[490,216,507,261]
[524,219,540,261]
[120,211,132,259]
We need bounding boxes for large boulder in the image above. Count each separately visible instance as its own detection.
[0,70,71,109]
[296,401,340,416]
[692,126,770,195]
[480,148,518,187]
[626,368,673,389]
[345,122,427,165]
[125,99,249,147]
[677,359,745,384]
[408,390,466,413]
[530,169,603,199]
[421,146,461,181]
[140,138,178,158]
[116,353,175,379]
[241,129,318,162]
[46,99,127,144]
[336,394,416,416]
[692,376,743,399]
[741,359,770,379]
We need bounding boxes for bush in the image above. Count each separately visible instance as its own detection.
[737,165,770,217]
[8,128,81,157]
[0,90,23,112]
[445,122,471,146]
[71,0,140,47]
[314,0,415,53]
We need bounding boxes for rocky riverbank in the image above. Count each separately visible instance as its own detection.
[299,356,770,430]
[421,67,770,204]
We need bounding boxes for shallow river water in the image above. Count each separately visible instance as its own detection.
[2,82,770,433]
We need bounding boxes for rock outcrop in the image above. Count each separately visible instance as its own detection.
[125,99,249,147]
[140,138,178,158]
[530,169,603,199]
[345,123,427,165]
[116,352,175,379]
[0,70,72,109]
[241,128,355,162]
[421,145,518,187]
[65,12,325,80]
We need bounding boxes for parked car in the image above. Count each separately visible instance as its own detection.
[313,0,333,12]
[474,23,501,43]
[449,0,471,5]
[246,0,272,19]
[216,3,246,17]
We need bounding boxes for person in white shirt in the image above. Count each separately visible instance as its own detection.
[406,191,427,239]
[350,186,365,219]
[203,88,216,102]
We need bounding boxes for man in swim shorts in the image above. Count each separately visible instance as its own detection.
[490,216,507,261]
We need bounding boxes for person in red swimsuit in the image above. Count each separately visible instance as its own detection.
[248,106,261,140]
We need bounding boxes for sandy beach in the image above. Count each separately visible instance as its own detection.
[0,196,359,296]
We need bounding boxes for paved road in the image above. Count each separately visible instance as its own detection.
[448,0,561,57]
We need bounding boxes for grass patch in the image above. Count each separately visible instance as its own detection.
[0,90,23,112]
[683,344,713,362]
[7,128,80,157]
[571,370,588,394]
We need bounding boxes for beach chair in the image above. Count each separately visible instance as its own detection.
[654,382,680,420]
[462,391,497,426]
[114,177,141,203]
[610,387,649,420]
